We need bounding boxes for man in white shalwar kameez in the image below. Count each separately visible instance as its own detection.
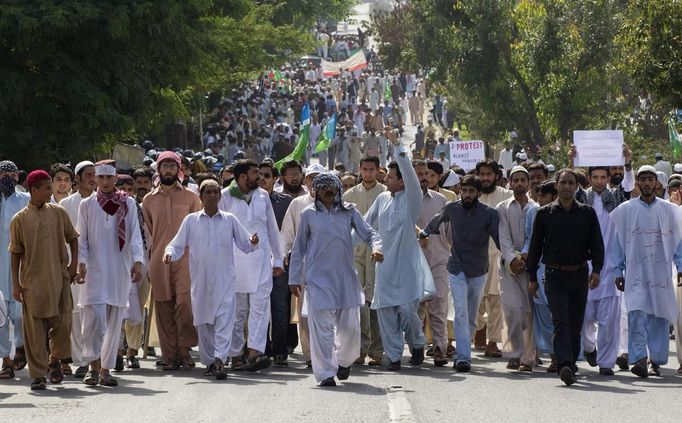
[219,159,284,371]
[164,180,258,380]
[612,165,682,378]
[76,161,143,387]
[289,174,382,386]
[364,139,434,370]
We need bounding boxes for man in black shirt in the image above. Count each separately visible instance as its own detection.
[526,168,604,385]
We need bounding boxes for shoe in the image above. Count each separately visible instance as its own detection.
[320,377,336,387]
[599,367,614,376]
[630,359,648,378]
[126,355,140,369]
[446,344,455,358]
[274,354,288,367]
[387,361,401,371]
[648,362,661,377]
[337,365,350,380]
[114,354,125,372]
[353,355,366,365]
[409,347,424,366]
[584,349,598,367]
[368,356,382,366]
[559,367,576,386]
[455,361,471,372]
[215,358,227,380]
[74,366,89,379]
[616,353,629,371]
[433,348,447,367]
[506,359,520,370]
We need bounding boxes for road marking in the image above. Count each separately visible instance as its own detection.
[386,385,415,423]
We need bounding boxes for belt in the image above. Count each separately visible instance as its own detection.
[547,262,587,271]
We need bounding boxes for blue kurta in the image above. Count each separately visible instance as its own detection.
[1,192,29,296]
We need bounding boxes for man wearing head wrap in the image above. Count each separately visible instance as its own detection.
[0,161,29,380]
[280,163,327,367]
[164,179,259,380]
[496,166,537,371]
[75,160,144,387]
[364,139,435,370]
[9,170,79,390]
[343,156,386,366]
[611,166,682,378]
[58,160,96,378]
[143,151,202,370]
[219,159,284,372]
[289,173,382,386]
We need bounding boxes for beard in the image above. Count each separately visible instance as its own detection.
[462,198,478,209]
[610,174,623,186]
[160,174,177,186]
[283,181,302,194]
[481,181,497,194]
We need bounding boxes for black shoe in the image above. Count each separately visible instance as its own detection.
[387,361,401,371]
[320,377,336,387]
[274,354,288,367]
[631,359,648,378]
[648,362,661,377]
[616,354,629,370]
[126,355,140,369]
[584,349,598,367]
[337,365,350,380]
[599,367,614,376]
[559,366,576,386]
[114,354,125,372]
[409,347,424,366]
[455,361,471,372]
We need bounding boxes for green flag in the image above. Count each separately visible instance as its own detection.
[383,80,392,101]
[275,103,311,169]
[669,112,682,160]
[315,113,337,153]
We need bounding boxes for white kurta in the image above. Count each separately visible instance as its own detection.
[587,191,621,301]
[218,187,283,294]
[77,196,144,307]
[164,210,255,325]
[611,198,682,323]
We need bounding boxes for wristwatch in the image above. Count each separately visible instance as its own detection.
[418,230,429,240]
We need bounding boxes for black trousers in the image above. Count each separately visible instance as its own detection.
[544,266,589,373]
[268,272,297,357]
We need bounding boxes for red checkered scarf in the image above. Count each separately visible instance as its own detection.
[96,189,128,251]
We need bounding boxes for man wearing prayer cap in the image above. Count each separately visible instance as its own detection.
[9,170,79,390]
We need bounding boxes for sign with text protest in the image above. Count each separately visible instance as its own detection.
[449,140,486,171]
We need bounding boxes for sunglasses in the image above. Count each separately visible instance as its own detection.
[260,173,273,178]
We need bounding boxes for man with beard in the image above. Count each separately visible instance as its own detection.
[281,163,326,368]
[497,166,537,371]
[289,173,382,386]
[413,160,450,367]
[59,161,96,378]
[420,175,500,372]
[0,161,29,381]
[343,156,386,366]
[143,152,202,370]
[123,166,154,369]
[425,161,457,202]
[527,169,603,386]
[527,163,549,202]
[276,161,306,197]
[474,160,512,358]
[219,159,284,372]
[76,161,144,386]
[612,166,682,378]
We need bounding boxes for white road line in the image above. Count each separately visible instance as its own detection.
[386,385,416,423]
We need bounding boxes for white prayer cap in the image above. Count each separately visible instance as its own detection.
[74,161,95,176]
[94,160,117,176]
[656,171,668,189]
[636,165,657,177]
[442,170,460,188]
[547,164,555,172]
[674,163,682,173]
[509,165,529,178]
[305,163,327,176]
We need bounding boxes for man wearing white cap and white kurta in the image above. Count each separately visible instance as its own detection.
[219,159,283,371]
[58,160,96,378]
[76,160,144,386]
[164,179,258,380]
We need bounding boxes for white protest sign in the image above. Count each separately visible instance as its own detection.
[449,140,486,171]
[573,130,624,167]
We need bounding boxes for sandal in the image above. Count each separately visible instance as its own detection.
[98,372,118,387]
[506,358,520,370]
[245,355,271,372]
[61,361,73,376]
[31,377,47,390]
[13,347,27,370]
[518,363,533,372]
[179,355,195,369]
[204,363,216,377]
[215,358,227,380]
[83,369,100,386]
[48,359,64,384]
[162,359,180,371]
[74,366,89,379]
[0,364,15,379]
[231,357,246,371]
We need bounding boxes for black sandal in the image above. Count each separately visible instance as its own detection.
[98,372,118,387]
[30,377,47,390]
[245,355,271,372]
[0,364,15,379]
[204,364,216,376]
[215,358,227,380]
[48,359,64,384]
[83,369,99,386]
[13,347,27,370]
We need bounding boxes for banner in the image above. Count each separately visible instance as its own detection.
[573,130,624,167]
[449,140,485,171]
[320,51,368,77]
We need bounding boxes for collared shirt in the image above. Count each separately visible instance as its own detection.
[424,200,500,278]
[9,202,78,318]
[526,199,604,282]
